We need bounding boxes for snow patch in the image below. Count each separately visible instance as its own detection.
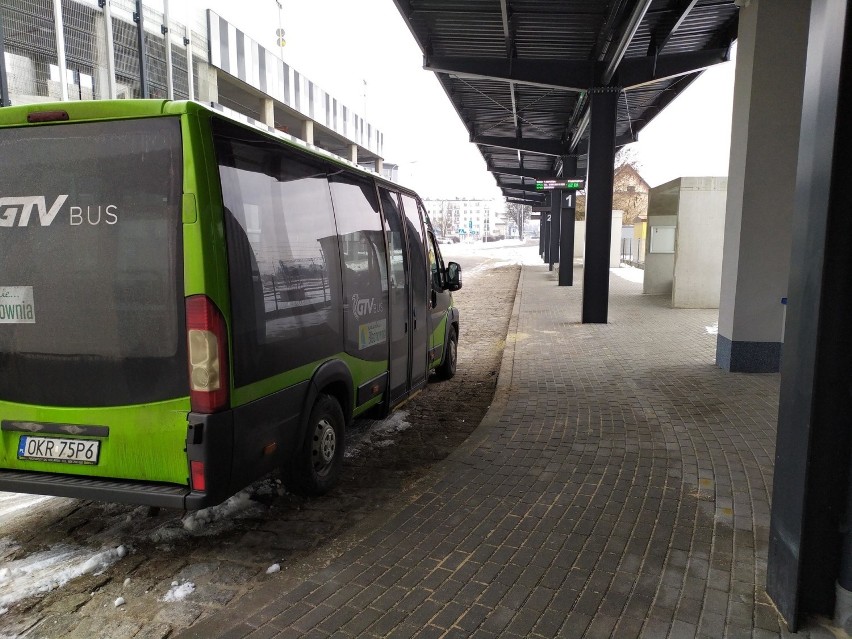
[611,266,645,284]
[0,544,126,608]
[346,410,411,459]
[181,490,255,533]
[705,322,719,335]
[162,581,194,602]
[148,483,268,544]
[266,563,281,574]
[114,596,125,607]
[0,493,54,523]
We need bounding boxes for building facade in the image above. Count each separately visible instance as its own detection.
[0,0,383,170]
[422,197,505,240]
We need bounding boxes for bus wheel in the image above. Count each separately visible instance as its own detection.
[291,394,345,496]
[436,326,458,380]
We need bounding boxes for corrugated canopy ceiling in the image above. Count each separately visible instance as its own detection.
[392,0,739,204]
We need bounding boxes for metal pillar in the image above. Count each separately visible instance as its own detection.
[0,10,9,106]
[163,0,174,100]
[543,207,551,264]
[539,214,545,257]
[559,156,579,286]
[134,0,149,98]
[559,191,576,286]
[549,189,561,271]
[766,0,851,629]
[185,29,194,100]
[581,88,618,323]
[101,0,118,99]
[53,0,69,101]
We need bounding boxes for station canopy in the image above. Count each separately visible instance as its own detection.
[391,0,738,205]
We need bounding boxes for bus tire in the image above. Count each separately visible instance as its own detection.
[290,393,345,496]
[435,326,458,380]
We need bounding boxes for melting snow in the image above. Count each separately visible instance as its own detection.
[0,544,126,608]
[346,410,411,459]
[162,581,194,602]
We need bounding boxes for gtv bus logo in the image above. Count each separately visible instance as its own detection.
[352,294,384,320]
[0,195,118,227]
[0,196,68,227]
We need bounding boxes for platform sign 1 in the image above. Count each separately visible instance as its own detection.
[535,179,585,191]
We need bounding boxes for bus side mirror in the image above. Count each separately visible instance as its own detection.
[445,262,462,292]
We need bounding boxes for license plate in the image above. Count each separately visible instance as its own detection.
[17,436,100,465]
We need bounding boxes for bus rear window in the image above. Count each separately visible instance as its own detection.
[0,117,187,407]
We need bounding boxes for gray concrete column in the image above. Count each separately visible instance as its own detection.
[185,29,194,100]
[52,0,69,101]
[349,144,358,164]
[0,10,10,106]
[260,97,274,127]
[163,0,174,100]
[301,119,314,145]
[101,0,117,99]
[374,158,383,174]
[195,64,218,103]
[716,0,811,372]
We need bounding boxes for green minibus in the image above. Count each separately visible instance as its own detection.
[0,100,461,509]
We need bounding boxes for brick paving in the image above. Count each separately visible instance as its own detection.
[177,262,804,638]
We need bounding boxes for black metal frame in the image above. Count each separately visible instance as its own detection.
[768,0,852,629]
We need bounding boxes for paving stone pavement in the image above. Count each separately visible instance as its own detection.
[177,262,822,639]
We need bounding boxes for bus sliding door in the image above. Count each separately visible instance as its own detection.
[380,188,428,402]
[399,195,429,389]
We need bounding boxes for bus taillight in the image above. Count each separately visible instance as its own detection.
[185,295,229,413]
[190,461,206,491]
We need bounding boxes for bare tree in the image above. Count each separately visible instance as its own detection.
[431,200,458,238]
[612,147,648,224]
[572,146,648,223]
[504,202,532,239]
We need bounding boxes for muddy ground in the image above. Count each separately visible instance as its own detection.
[0,248,523,639]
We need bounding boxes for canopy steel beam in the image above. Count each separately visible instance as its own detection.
[602,0,654,85]
[492,167,561,180]
[506,197,545,205]
[572,132,636,155]
[424,56,593,92]
[648,0,700,55]
[497,182,547,193]
[570,0,654,151]
[474,136,570,156]
[617,48,730,88]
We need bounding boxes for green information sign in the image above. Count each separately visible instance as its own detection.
[535,179,585,191]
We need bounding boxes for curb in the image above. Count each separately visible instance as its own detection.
[450,263,524,458]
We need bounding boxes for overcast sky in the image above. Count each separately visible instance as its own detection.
[179,0,736,197]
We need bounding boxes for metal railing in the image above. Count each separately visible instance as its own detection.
[621,237,645,268]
